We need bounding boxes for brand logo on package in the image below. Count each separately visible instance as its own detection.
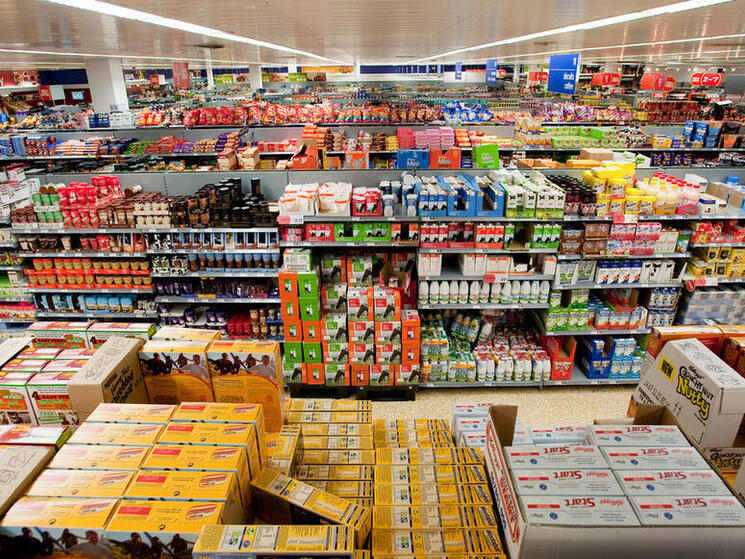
[675,365,713,421]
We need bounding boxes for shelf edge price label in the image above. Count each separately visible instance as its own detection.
[278,214,304,225]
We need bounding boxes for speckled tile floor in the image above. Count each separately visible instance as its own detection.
[372,386,635,426]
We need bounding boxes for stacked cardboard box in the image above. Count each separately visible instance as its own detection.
[280,255,420,389]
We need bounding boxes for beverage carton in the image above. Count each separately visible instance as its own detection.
[615,469,731,496]
[630,496,745,525]
[505,445,609,469]
[48,444,150,470]
[520,496,639,526]
[603,446,709,469]
[511,469,623,496]
[26,469,134,498]
[586,424,689,447]
[205,340,283,432]
[139,340,213,404]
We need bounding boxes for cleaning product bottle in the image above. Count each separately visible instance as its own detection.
[418,280,429,305]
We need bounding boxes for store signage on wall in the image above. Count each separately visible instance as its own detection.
[172,62,190,90]
[547,54,579,94]
[497,69,507,78]
[690,72,723,87]
[288,73,308,82]
[485,59,498,84]
[301,66,354,74]
[0,70,40,88]
[149,75,160,86]
[455,62,463,80]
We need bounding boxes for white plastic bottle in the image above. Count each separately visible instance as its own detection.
[490,281,502,303]
[430,280,440,305]
[486,359,496,381]
[459,281,469,304]
[520,281,530,304]
[513,353,523,381]
[530,281,540,304]
[418,280,429,305]
[449,280,459,304]
[469,281,480,304]
[478,320,492,344]
[480,281,490,304]
[439,280,449,305]
[500,281,512,304]
[540,281,550,303]
[511,281,521,303]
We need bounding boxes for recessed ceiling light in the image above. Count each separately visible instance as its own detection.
[404,0,734,63]
[42,0,350,64]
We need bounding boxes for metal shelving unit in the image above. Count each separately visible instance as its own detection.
[419,302,549,310]
[553,281,682,290]
[35,311,159,319]
[148,248,279,255]
[19,251,147,258]
[419,247,557,255]
[151,270,278,278]
[154,296,281,304]
[30,287,153,295]
[557,252,690,261]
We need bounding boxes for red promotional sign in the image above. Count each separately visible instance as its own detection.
[700,73,723,87]
[149,74,160,86]
[606,72,622,86]
[38,85,52,101]
[539,71,548,81]
[690,73,703,86]
[497,69,506,78]
[640,73,666,91]
[591,73,603,86]
[663,76,677,92]
[172,62,190,90]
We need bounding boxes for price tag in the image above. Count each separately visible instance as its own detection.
[612,213,638,224]
[278,214,304,225]
[483,273,495,283]
[197,294,216,299]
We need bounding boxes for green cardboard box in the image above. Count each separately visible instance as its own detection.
[322,314,348,342]
[282,358,304,384]
[323,342,349,364]
[363,223,391,243]
[299,296,321,321]
[324,364,349,387]
[333,223,363,242]
[474,144,501,169]
[284,341,303,362]
[303,342,323,364]
[297,271,320,298]
[322,284,348,313]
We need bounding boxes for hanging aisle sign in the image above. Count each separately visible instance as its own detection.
[486,59,498,84]
[455,62,463,80]
[546,54,579,94]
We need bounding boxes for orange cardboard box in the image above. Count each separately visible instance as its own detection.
[646,325,723,358]
[279,271,299,299]
[304,363,325,385]
[350,364,369,386]
[402,341,420,365]
[401,310,421,342]
[722,336,745,369]
[303,321,322,343]
[283,319,303,342]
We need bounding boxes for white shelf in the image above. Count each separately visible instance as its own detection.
[35,311,158,319]
[30,288,153,295]
[154,296,281,304]
[419,302,549,310]
[553,281,681,290]
[19,251,147,258]
[558,253,690,261]
[151,270,278,278]
[419,247,557,255]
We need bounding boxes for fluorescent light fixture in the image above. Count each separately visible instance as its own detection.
[0,46,263,65]
[43,0,349,64]
[405,0,734,63]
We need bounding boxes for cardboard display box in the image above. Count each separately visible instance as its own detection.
[0,444,54,516]
[27,469,134,499]
[139,339,214,404]
[26,321,93,349]
[86,322,156,348]
[371,529,504,557]
[67,423,163,446]
[372,504,499,530]
[85,403,175,424]
[483,405,745,559]
[295,465,374,481]
[151,326,221,343]
[0,371,38,424]
[68,337,150,422]
[0,424,71,448]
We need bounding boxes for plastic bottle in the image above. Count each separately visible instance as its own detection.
[511,281,521,303]
[418,280,429,305]
[496,358,506,381]
[486,359,496,381]
[513,353,523,381]
[530,281,540,304]
[503,355,514,380]
[480,281,490,304]
[459,281,469,304]
[540,281,550,303]
[478,320,492,344]
[500,281,512,304]
[520,281,530,304]
[439,280,449,305]
[469,281,480,304]
[430,280,439,305]
[466,317,479,342]
[490,281,502,303]
[449,280,458,304]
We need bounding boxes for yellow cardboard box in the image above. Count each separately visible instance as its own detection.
[206,340,284,433]
[374,483,493,505]
[106,499,227,558]
[372,505,499,530]
[48,444,150,471]
[373,419,450,431]
[296,465,374,481]
[142,444,252,509]
[289,399,371,411]
[375,447,482,465]
[372,529,503,556]
[85,403,175,424]
[306,480,373,498]
[299,423,373,437]
[170,402,268,467]
[0,497,118,558]
[67,423,163,446]
[156,422,260,481]
[374,465,488,485]
[301,435,374,450]
[139,340,214,404]
[286,410,372,424]
[152,326,221,343]
[27,469,134,498]
[193,524,355,558]
[250,468,371,548]
[124,469,246,524]
[268,425,302,475]
[300,450,376,465]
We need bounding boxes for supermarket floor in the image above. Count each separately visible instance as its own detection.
[372,386,635,425]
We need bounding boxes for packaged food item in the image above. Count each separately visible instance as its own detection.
[298,423,373,437]
[374,483,492,505]
[375,447,482,465]
[615,469,731,496]
[295,465,374,481]
[511,469,623,495]
[86,322,156,348]
[602,446,709,469]
[520,496,639,525]
[0,371,37,424]
[586,425,689,447]
[372,505,498,529]
[26,469,134,498]
[139,340,213,404]
[48,444,150,470]
[505,445,608,469]
[85,403,175,424]
[373,464,487,484]
[67,423,163,446]
[630,496,745,525]
[0,424,71,448]
[0,444,54,516]
[152,326,221,343]
[371,528,503,556]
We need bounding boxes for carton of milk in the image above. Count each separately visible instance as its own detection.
[602,447,709,470]
[506,445,608,469]
[630,496,745,525]
[615,469,731,496]
[586,425,689,447]
[529,426,587,445]
[511,469,623,496]
[520,495,639,526]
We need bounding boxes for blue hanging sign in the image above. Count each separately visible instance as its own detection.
[547,54,580,94]
[455,62,463,80]
[486,59,498,84]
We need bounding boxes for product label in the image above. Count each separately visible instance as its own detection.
[506,445,608,469]
[512,469,623,496]
[520,496,640,525]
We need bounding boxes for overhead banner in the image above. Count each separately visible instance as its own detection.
[214,74,234,85]
[485,59,498,84]
[172,62,190,90]
[640,72,666,91]
[455,62,463,80]
[547,54,579,94]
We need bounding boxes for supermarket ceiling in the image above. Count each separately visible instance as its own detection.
[0,0,745,69]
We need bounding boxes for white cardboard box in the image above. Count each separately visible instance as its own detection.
[511,468,622,496]
[520,495,639,526]
[603,447,709,470]
[615,469,731,496]
[631,496,745,526]
[506,445,609,469]
[631,338,745,448]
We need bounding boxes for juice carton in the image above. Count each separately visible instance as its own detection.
[139,340,213,404]
[205,340,283,432]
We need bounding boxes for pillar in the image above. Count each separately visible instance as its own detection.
[84,58,129,113]
[248,64,263,90]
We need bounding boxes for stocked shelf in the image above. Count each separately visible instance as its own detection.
[154,296,281,304]
[419,302,549,310]
[0,297,33,303]
[35,311,159,319]
[279,241,417,248]
[147,248,279,254]
[151,270,278,278]
[553,280,682,290]
[419,215,564,222]
[29,288,154,294]
[0,243,17,249]
[419,380,543,388]
[557,252,690,261]
[19,251,148,258]
[11,226,277,235]
[0,266,23,271]
[419,247,557,255]
[419,271,554,282]
[542,326,652,336]
[543,366,641,386]
[298,214,419,223]
[688,241,745,248]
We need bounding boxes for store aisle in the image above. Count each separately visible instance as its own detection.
[373,386,635,425]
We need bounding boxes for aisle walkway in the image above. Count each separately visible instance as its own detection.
[373,386,635,425]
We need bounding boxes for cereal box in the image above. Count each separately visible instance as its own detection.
[511,469,623,496]
[27,469,134,498]
[615,469,731,496]
[520,496,640,526]
[603,446,710,470]
[139,340,213,404]
[0,371,37,424]
[630,496,745,525]
[505,445,609,469]
[27,371,80,426]
[48,445,150,470]
[205,340,283,433]
[86,322,156,348]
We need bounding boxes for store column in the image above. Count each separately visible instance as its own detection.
[84,58,129,113]
[248,64,263,90]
